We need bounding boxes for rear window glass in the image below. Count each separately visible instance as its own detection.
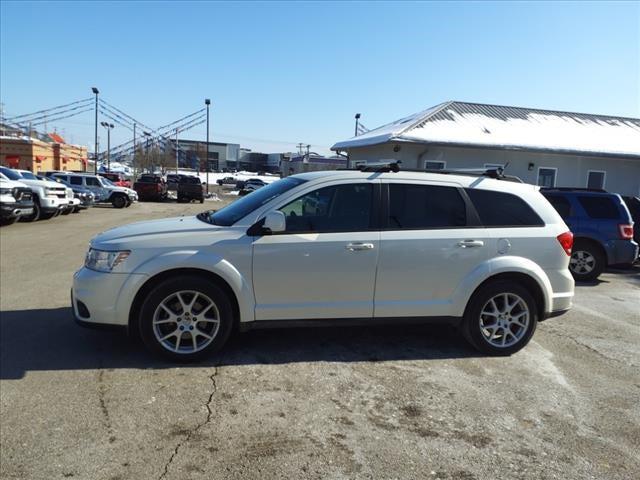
[388,184,466,229]
[466,189,544,227]
[578,196,619,219]
[543,194,572,218]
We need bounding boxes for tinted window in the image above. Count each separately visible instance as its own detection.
[280,183,373,233]
[210,177,306,226]
[0,167,22,180]
[388,184,466,229]
[543,194,572,219]
[467,189,544,227]
[69,176,81,185]
[85,177,101,187]
[578,195,619,219]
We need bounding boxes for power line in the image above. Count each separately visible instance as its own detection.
[6,98,93,122]
[30,107,94,127]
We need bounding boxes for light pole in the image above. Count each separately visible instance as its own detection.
[92,87,99,173]
[101,122,114,172]
[143,131,151,173]
[205,98,210,195]
[175,127,179,174]
[354,113,361,137]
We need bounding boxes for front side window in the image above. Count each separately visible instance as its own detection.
[387,184,466,229]
[85,177,101,187]
[69,176,82,185]
[279,183,373,233]
[466,189,544,227]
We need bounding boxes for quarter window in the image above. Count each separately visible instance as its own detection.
[466,189,544,227]
[279,183,373,233]
[578,196,618,219]
[387,184,466,229]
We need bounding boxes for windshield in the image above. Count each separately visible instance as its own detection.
[20,171,38,180]
[208,177,306,226]
[99,177,115,187]
[0,167,22,180]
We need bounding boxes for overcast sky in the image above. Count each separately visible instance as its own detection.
[1,1,638,154]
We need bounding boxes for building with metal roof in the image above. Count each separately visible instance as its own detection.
[331,101,640,196]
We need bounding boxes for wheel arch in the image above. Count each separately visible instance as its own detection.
[572,236,608,264]
[128,267,241,339]
[464,272,546,321]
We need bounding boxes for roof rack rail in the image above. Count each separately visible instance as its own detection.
[540,187,607,193]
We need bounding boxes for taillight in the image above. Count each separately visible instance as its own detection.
[618,224,634,240]
[557,231,573,256]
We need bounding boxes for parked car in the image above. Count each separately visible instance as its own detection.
[73,164,575,361]
[134,174,168,202]
[542,188,638,280]
[0,177,34,225]
[621,196,640,248]
[43,176,95,212]
[216,176,236,186]
[177,175,205,203]
[0,167,69,221]
[100,172,132,188]
[51,172,138,208]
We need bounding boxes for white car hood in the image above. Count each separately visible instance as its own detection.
[0,178,28,189]
[91,215,231,249]
[17,178,64,189]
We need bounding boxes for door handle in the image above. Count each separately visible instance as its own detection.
[346,242,375,251]
[457,240,484,248]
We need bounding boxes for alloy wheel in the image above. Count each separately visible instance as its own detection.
[152,290,220,354]
[479,293,530,348]
[570,250,595,275]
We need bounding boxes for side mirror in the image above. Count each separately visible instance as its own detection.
[263,210,286,233]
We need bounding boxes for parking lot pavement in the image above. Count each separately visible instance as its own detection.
[1,202,639,480]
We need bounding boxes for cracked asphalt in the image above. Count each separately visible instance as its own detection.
[1,201,639,480]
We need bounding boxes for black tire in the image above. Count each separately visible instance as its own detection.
[21,198,41,222]
[72,207,81,213]
[125,200,132,208]
[138,275,234,362]
[199,198,204,204]
[61,208,72,215]
[569,240,605,282]
[0,217,17,226]
[111,195,127,209]
[462,280,538,356]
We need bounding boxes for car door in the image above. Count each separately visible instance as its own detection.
[84,176,107,201]
[252,180,381,321]
[374,180,491,318]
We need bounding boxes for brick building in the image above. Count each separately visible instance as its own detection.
[0,133,88,173]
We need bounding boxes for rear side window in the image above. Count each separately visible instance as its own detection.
[466,189,544,227]
[68,176,81,185]
[85,177,101,187]
[578,196,619,219]
[387,184,466,229]
[543,194,572,219]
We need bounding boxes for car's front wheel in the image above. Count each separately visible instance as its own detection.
[111,195,127,209]
[138,276,234,361]
[462,280,537,355]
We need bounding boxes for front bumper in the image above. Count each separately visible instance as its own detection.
[1,201,34,219]
[40,196,68,213]
[72,267,148,327]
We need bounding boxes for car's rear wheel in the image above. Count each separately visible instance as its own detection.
[138,276,234,361]
[111,195,127,209]
[569,240,605,282]
[61,208,72,215]
[462,280,537,355]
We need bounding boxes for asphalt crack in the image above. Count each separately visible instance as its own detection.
[97,370,116,442]
[158,366,218,480]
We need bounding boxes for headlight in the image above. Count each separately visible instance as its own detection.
[44,188,58,197]
[0,187,12,196]
[85,248,130,272]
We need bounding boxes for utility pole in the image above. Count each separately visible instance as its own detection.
[92,87,99,173]
[175,127,179,174]
[205,98,210,195]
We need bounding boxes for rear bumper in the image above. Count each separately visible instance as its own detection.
[607,239,639,265]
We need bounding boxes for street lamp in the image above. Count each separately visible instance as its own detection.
[92,87,99,173]
[100,122,115,172]
[205,98,211,195]
[354,113,361,137]
[143,131,152,173]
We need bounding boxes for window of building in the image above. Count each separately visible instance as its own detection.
[577,196,618,219]
[537,167,557,188]
[466,189,544,227]
[387,183,466,229]
[587,170,606,189]
[279,183,373,233]
[424,160,446,170]
[543,194,572,219]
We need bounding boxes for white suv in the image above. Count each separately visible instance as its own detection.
[73,166,575,360]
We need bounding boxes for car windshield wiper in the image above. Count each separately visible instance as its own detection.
[196,210,217,225]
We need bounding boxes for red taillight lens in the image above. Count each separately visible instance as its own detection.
[618,224,634,240]
[557,231,573,256]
